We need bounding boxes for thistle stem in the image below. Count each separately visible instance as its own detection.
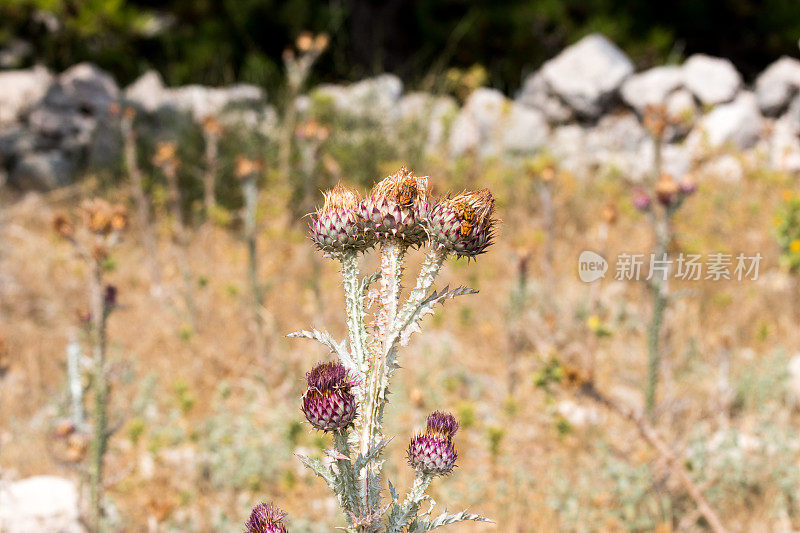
[394,248,445,337]
[88,261,109,532]
[242,175,265,361]
[387,473,433,532]
[341,252,367,370]
[646,213,670,420]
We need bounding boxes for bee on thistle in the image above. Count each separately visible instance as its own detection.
[427,189,496,258]
[360,166,431,245]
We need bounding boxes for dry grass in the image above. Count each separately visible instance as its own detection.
[1,157,799,532]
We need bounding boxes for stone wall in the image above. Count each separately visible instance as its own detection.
[2,32,800,190]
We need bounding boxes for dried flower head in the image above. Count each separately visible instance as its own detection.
[301,361,357,432]
[123,106,136,121]
[601,202,617,225]
[296,31,314,52]
[643,104,668,139]
[111,204,128,232]
[309,183,373,254]
[235,156,263,179]
[407,411,459,476]
[245,502,288,533]
[80,198,113,235]
[655,173,680,207]
[153,141,178,168]
[202,116,223,136]
[427,188,495,258]
[361,167,431,246]
[52,212,74,239]
[314,33,330,52]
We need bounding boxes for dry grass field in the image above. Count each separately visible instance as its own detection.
[2,153,800,532]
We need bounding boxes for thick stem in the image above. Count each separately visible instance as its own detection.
[341,252,367,370]
[88,262,108,532]
[122,114,162,295]
[203,130,219,214]
[387,473,433,533]
[333,430,360,521]
[165,164,195,326]
[242,176,265,361]
[646,214,670,420]
[66,336,85,428]
[358,241,404,515]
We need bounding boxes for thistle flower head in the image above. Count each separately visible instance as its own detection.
[679,174,697,196]
[52,212,74,239]
[245,502,288,533]
[655,173,680,207]
[407,410,459,476]
[632,188,652,212]
[301,361,357,432]
[152,141,178,168]
[309,183,373,254]
[425,411,459,440]
[80,198,127,235]
[427,188,496,258]
[360,167,430,246]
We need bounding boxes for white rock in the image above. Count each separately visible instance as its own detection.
[124,70,264,119]
[665,88,697,125]
[682,54,742,106]
[755,56,800,115]
[0,66,53,126]
[502,102,549,153]
[699,154,744,182]
[399,92,458,151]
[620,66,683,113]
[58,63,119,113]
[516,71,574,123]
[313,74,402,121]
[449,88,505,157]
[769,115,800,172]
[688,92,763,151]
[557,400,601,428]
[0,476,83,532]
[449,88,547,157]
[787,353,800,407]
[540,33,634,118]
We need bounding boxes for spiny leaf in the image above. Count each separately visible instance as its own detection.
[354,437,393,472]
[287,329,357,373]
[409,509,493,532]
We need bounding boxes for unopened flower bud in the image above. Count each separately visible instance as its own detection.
[245,502,288,533]
[301,361,357,432]
[655,173,680,207]
[679,174,697,196]
[632,188,652,212]
[309,183,373,253]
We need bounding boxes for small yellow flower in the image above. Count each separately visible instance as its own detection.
[587,315,600,331]
[782,189,794,202]
[790,239,800,253]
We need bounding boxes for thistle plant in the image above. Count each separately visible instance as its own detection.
[279,32,329,185]
[236,155,267,361]
[117,104,162,295]
[202,115,223,215]
[634,106,698,419]
[255,166,494,531]
[152,141,196,326]
[52,198,128,532]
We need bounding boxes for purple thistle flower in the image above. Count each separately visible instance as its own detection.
[425,411,459,440]
[632,188,652,212]
[309,184,373,254]
[245,501,287,533]
[407,411,459,476]
[301,361,357,432]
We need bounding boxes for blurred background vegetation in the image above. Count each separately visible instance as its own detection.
[2,0,800,94]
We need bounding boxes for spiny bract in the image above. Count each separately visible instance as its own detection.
[301,361,357,432]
